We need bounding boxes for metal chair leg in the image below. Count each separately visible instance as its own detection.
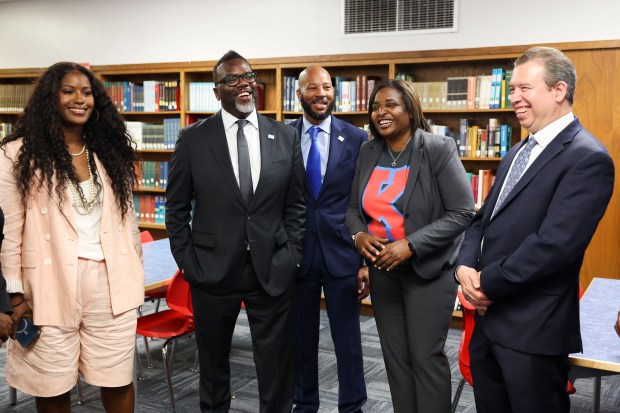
[191,349,199,372]
[144,335,153,369]
[451,378,466,413]
[136,343,145,381]
[77,378,84,405]
[162,339,177,413]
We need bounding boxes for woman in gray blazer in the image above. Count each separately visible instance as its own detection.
[346,79,474,413]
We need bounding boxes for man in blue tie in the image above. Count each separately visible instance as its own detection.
[291,66,368,413]
[456,47,615,413]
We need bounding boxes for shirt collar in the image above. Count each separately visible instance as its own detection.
[221,107,259,131]
[531,112,574,149]
[302,115,331,136]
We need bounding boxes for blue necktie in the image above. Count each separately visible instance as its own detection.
[307,126,322,199]
[493,136,537,215]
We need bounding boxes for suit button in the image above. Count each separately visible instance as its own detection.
[44,234,51,241]
[121,248,128,255]
[247,215,251,220]
[41,207,48,215]
[44,258,52,266]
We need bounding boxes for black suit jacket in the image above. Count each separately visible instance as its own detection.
[346,129,475,280]
[456,117,614,355]
[291,116,366,278]
[165,111,306,296]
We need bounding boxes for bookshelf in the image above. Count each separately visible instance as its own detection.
[0,40,618,293]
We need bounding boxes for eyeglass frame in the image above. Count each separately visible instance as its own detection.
[215,71,257,87]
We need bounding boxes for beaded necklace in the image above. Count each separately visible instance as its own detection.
[67,147,100,215]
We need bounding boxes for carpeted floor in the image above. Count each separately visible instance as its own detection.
[1,303,619,412]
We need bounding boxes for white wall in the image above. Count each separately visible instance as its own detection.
[1,0,619,69]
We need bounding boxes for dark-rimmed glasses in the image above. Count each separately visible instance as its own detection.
[215,72,257,87]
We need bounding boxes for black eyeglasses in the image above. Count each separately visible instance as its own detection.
[215,71,257,87]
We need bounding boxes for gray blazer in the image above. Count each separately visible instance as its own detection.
[346,129,475,279]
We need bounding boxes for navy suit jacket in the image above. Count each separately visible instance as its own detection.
[166,111,306,296]
[456,117,614,355]
[292,116,366,278]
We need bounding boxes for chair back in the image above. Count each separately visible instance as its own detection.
[166,270,193,317]
[140,230,155,243]
[457,290,476,386]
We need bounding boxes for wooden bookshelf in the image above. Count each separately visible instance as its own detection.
[1,40,618,290]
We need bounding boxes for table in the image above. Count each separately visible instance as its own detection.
[143,237,179,293]
[569,277,620,412]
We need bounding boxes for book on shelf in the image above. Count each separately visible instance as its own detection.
[189,82,220,112]
[466,169,495,209]
[254,82,265,111]
[104,80,179,113]
[501,70,513,109]
[134,193,167,225]
[125,120,180,150]
[0,83,34,112]
[0,122,13,139]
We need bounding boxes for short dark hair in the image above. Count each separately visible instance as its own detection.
[515,47,577,105]
[213,50,249,82]
[367,79,430,140]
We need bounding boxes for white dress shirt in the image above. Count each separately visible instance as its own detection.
[221,108,261,192]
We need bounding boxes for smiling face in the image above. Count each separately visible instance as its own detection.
[58,71,94,133]
[213,58,256,119]
[510,59,569,134]
[297,66,335,124]
[370,86,412,143]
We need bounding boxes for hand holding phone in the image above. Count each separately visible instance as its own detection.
[15,316,40,348]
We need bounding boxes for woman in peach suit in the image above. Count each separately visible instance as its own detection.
[0,62,144,413]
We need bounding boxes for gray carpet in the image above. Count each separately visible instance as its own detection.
[1,303,619,412]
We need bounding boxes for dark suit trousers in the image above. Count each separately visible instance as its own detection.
[469,320,571,413]
[370,264,455,413]
[191,253,295,413]
[293,240,367,413]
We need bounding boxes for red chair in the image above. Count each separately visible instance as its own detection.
[139,230,170,369]
[451,285,585,411]
[451,290,475,412]
[136,270,194,413]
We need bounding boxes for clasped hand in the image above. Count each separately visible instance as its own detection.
[354,232,413,272]
[457,265,493,315]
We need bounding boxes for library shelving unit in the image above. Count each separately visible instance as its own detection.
[1,40,618,296]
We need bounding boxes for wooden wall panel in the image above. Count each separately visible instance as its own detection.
[567,49,620,287]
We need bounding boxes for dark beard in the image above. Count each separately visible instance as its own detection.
[300,98,335,121]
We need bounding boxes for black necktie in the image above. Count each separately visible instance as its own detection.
[236,119,253,206]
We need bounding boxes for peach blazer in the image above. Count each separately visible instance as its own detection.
[0,139,144,327]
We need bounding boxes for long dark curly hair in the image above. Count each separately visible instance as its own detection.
[2,62,138,219]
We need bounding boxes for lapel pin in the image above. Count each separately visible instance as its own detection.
[268,134,275,140]
[338,136,344,142]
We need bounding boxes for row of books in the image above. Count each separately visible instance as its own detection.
[136,161,169,189]
[282,75,381,113]
[468,169,496,209]
[396,69,513,111]
[0,84,34,112]
[457,118,513,158]
[104,80,180,112]
[133,194,166,224]
[125,119,181,150]
[0,122,13,139]
[188,82,220,112]
[428,118,513,159]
